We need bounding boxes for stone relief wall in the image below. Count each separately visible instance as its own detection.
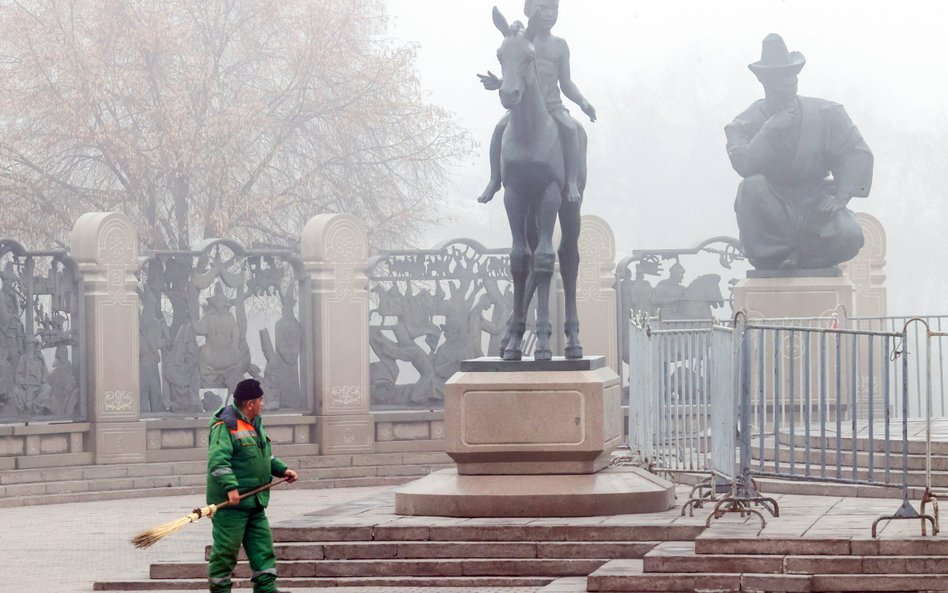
[138,240,307,415]
[367,239,521,408]
[0,241,82,424]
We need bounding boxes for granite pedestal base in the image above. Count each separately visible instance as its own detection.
[445,357,621,475]
[732,274,855,319]
[394,466,675,517]
[396,356,675,517]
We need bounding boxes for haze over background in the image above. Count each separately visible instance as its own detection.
[385,0,947,315]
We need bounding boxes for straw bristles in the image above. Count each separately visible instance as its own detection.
[131,507,210,549]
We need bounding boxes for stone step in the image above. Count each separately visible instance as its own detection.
[0,451,453,485]
[760,443,948,472]
[644,541,785,574]
[0,474,423,508]
[272,523,705,543]
[749,475,930,500]
[694,534,948,556]
[93,575,553,590]
[208,540,661,561]
[0,455,454,506]
[587,558,948,592]
[538,577,589,592]
[748,458,948,488]
[150,558,607,579]
[586,559,741,592]
[779,431,948,457]
[646,541,948,575]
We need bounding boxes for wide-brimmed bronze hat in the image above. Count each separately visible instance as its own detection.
[748,33,805,79]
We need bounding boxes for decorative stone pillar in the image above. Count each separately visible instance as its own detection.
[840,213,887,318]
[559,215,618,371]
[301,214,374,454]
[70,212,144,464]
[840,213,888,415]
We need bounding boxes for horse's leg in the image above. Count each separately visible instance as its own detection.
[533,182,561,361]
[559,197,583,359]
[502,188,530,361]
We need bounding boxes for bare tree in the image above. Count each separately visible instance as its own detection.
[0,0,471,250]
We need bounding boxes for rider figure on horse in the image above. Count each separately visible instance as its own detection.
[477,0,596,205]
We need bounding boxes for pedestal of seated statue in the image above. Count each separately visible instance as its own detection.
[394,356,675,517]
[733,268,856,319]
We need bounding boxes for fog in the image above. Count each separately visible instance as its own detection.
[385,0,948,315]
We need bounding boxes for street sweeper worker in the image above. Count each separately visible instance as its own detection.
[206,378,298,593]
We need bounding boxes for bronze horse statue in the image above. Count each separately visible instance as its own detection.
[478,7,587,361]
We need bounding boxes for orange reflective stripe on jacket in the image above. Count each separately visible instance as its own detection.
[213,419,258,440]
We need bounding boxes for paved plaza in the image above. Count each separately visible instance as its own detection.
[4,480,946,593]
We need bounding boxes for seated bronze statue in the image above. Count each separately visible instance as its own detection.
[726,33,873,271]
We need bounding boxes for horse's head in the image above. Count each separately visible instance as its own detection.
[492,6,534,110]
[686,274,725,308]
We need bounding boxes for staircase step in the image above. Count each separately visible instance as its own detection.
[150,558,607,579]
[539,576,589,592]
[94,575,553,590]
[811,573,948,592]
[760,444,948,472]
[208,540,660,561]
[586,559,741,593]
[272,523,704,543]
[780,431,948,457]
[787,554,948,574]
[695,535,852,556]
[695,534,948,557]
[644,541,784,574]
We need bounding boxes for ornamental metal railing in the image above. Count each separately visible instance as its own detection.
[0,240,84,424]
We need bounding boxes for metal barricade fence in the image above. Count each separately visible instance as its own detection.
[628,312,942,535]
[627,320,736,484]
[849,315,947,418]
[740,321,902,487]
[730,318,938,535]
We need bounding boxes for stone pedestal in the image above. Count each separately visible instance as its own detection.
[71,212,145,464]
[301,214,374,455]
[394,466,675,517]
[446,357,621,475]
[396,357,675,517]
[733,274,855,320]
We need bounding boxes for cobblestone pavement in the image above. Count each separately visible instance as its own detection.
[3,480,943,593]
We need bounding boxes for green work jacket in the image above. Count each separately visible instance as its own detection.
[206,404,288,509]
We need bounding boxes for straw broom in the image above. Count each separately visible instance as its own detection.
[130,478,288,549]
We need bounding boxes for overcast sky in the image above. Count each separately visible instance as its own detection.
[384,0,948,314]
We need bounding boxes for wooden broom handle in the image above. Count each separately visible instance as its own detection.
[215,478,288,510]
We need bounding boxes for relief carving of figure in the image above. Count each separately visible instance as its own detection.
[272,285,303,408]
[139,291,168,413]
[726,34,872,271]
[194,284,246,393]
[369,284,438,406]
[164,324,202,412]
[13,336,51,416]
[619,262,657,363]
[47,345,79,417]
[259,285,303,410]
[0,345,13,412]
[652,263,687,320]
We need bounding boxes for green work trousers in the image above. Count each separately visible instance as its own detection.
[208,505,277,593]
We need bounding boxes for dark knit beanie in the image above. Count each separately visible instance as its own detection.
[234,379,264,405]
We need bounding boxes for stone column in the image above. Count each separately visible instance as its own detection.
[301,214,374,454]
[840,213,888,415]
[559,215,618,371]
[840,213,887,318]
[71,212,144,464]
